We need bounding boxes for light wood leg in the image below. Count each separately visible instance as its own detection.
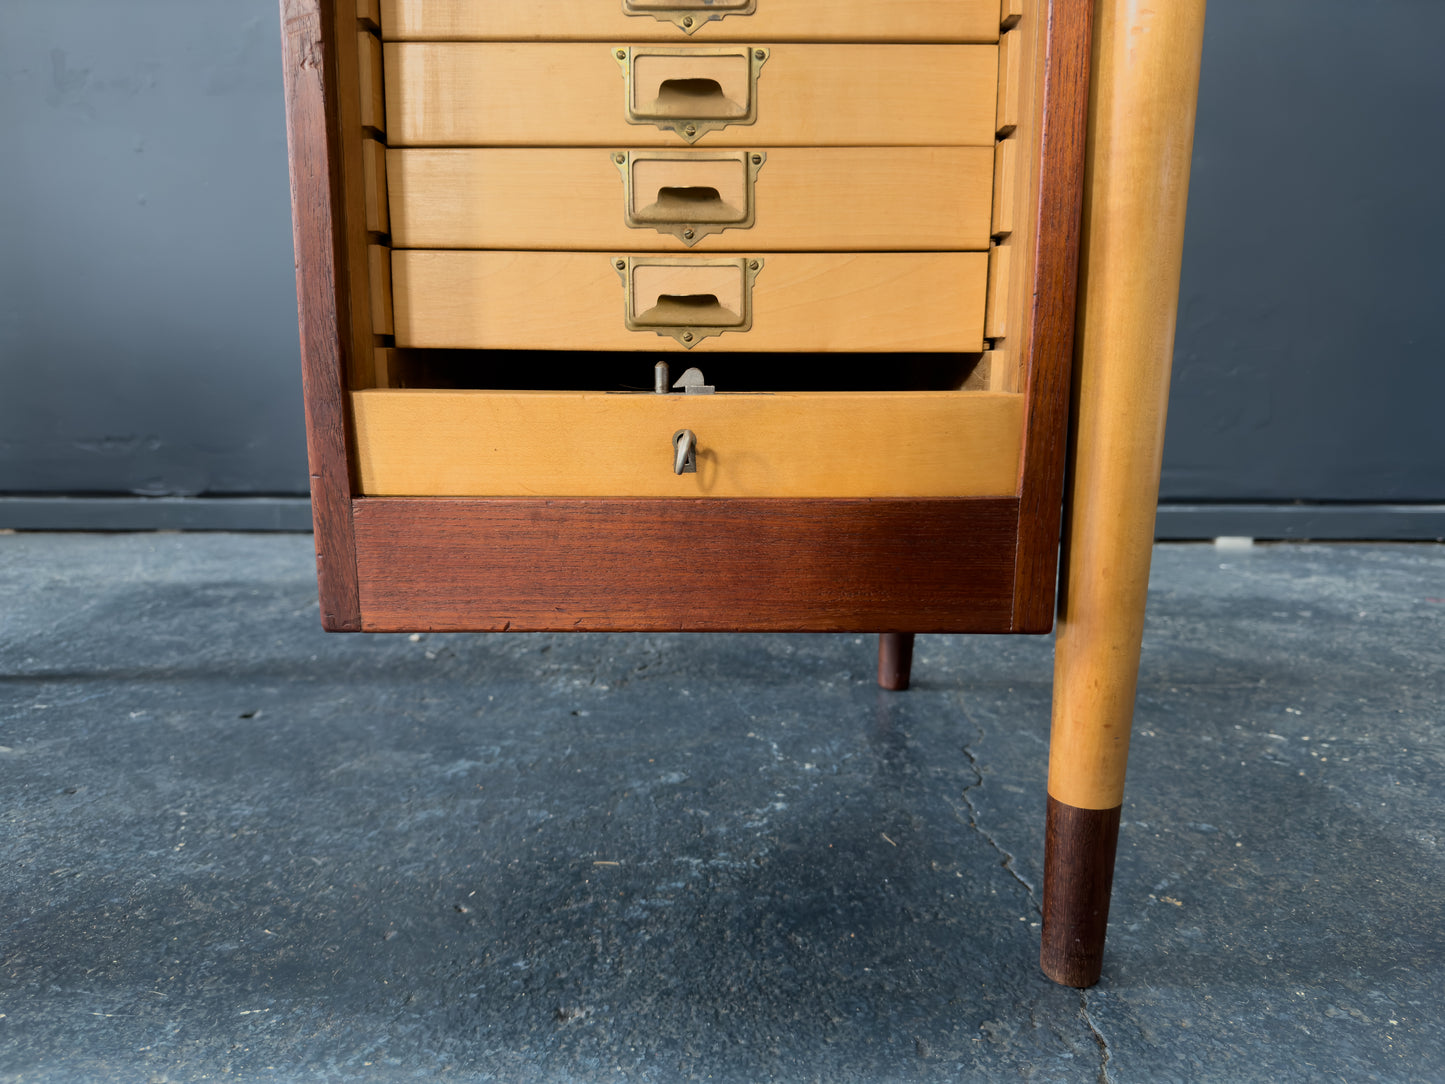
[877,633,914,691]
[1040,0,1208,988]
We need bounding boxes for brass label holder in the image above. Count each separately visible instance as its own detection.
[612,149,767,246]
[613,255,764,348]
[622,0,757,34]
[621,0,756,35]
[613,46,769,143]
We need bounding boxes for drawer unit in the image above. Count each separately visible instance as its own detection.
[288,0,1056,625]
[366,6,1007,493]
[283,0,1208,990]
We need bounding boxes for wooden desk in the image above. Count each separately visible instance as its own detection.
[280,0,1206,987]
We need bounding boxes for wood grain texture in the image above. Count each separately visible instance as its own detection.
[392,250,988,353]
[351,389,1024,498]
[384,43,999,148]
[379,0,1000,44]
[386,147,994,252]
[877,633,915,691]
[1001,0,1024,30]
[279,0,361,630]
[357,0,380,29]
[1040,796,1121,987]
[351,498,1021,632]
[1049,0,1207,809]
[1010,0,1094,632]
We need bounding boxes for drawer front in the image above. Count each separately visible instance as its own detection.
[379,0,1000,44]
[384,43,998,147]
[387,147,994,252]
[352,390,1024,498]
[391,250,987,352]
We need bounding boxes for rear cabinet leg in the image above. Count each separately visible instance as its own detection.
[877,633,915,691]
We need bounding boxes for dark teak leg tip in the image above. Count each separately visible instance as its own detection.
[1040,796,1122,988]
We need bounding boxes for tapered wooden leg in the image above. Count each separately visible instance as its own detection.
[877,633,914,691]
[1040,0,1207,988]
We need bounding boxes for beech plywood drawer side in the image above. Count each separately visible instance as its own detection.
[287,0,1210,991]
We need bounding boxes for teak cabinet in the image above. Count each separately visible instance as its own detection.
[281,0,1206,987]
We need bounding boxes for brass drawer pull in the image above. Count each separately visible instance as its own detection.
[614,149,766,245]
[622,0,756,35]
[614,46,769,143]
[614,255,764,347]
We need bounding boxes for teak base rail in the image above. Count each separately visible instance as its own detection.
[280,0,1206,988]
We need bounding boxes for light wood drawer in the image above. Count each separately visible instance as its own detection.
[352,389,1024,498]
[391,250,988,353]
[388,147,994,252]
[380,0,1001,44]
[384,43,998,147]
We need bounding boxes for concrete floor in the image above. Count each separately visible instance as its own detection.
[0,535,1441,1083]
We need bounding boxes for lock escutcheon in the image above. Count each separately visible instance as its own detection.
[672,429,698,474]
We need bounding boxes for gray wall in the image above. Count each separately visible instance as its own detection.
[1164,0,1445,502]
[0,0,306,496]
[1,1,1442,527]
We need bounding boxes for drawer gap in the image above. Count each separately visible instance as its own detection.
[378,349,990,393]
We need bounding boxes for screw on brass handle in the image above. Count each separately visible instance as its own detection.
[673,429,697,475]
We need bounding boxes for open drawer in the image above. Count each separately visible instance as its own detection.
[351,389,1023,498]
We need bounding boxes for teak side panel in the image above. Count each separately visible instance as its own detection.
[380,0,1001,43]
[1011,0,1094,630]
[384,44,999,148]
[352,498,1021,633]
[279,0,362,630]
[392,250,988,352]
[351,390,1025,498]
[387,147,995,252]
